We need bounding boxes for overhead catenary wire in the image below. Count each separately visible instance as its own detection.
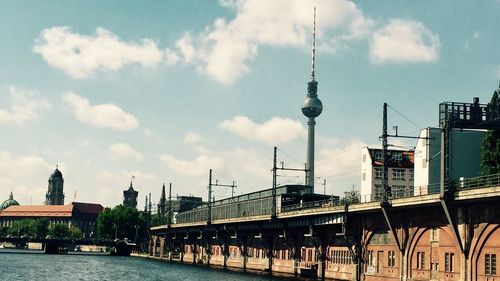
[387,104,422,130]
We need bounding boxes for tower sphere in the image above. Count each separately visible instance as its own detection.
[301,96,323,118]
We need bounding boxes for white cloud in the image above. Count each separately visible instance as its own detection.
[159,146,270,195]
[220,116,305,144]
[97,170,160,206]
[176,0,372,84]
[33,27,178,79]
[98,170,158,184]
[108,143,144,162]
[159,153,224,176]
[0,150,55,204]
[0,86,51,124]
[176,33,196,64]
[369,19,440,64]
[184,132,202,143]
[316,139,366,179]
[62,92,139,130]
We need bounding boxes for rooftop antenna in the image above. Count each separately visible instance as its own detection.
[310,7,316,81]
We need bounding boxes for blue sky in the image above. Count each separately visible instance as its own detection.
[0,0,499,208]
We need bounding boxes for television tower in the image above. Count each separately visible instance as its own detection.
[301,7,323,188]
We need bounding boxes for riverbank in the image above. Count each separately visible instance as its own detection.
[132,252,315,281]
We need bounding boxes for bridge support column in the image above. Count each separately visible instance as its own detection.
[192,244,197,265]
[159,238,164,259]
[292,234,304,276]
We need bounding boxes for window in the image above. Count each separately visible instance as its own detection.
[486,254,497,276]
[392,152,402,162]
[445,253,454,272]
[392,185,406,198]
[392,169,406,180]
[422,159,427,169]
[368,250,374,266]
[362,172,366,181]
[410,170,414,180]
[375,168,382,179]
[363,154,366,162]
[375,185,383,200]
[417,252,425,269]
[374,152,383,162]
[388,251,396,267]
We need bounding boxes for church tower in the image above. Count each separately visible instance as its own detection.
[158,183,167,216]
[46,166,64,205]
[123,181,138,209]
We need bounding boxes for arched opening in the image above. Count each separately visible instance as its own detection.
[409,226,460,281]
[364,228,399,280]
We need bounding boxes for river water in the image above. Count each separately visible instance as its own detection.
[0,249,310,280]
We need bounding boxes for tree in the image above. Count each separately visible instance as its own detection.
[97,205,146,241]
[35,218,50,238]
[68,226,83,239]
[48,223,70,238]
[8,219,36,237]
[481,89,500,175]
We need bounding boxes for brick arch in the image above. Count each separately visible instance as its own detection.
[468,216,500,281]
[363,222,402,279]
[406,222,459,280]
[406,219,444,264]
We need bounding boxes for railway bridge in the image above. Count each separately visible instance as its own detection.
[150,173,500,281]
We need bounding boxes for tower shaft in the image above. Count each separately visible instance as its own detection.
[306,118,316,186]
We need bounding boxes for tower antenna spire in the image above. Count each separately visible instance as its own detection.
[310,6,316,81]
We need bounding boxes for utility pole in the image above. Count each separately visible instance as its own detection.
[208,169,212,225]
[382,103,389,204]
[207,169,237,225]
[214,180,237,198]
[272,146,277,220]
[168,183,172,228]
[271,146,309,220]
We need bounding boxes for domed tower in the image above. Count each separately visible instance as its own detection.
[1,192,19,210]
[301,7,323,188]
[46,166,64,205]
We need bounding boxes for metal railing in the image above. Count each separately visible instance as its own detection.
[455,173,500,191]
[173,173,500,224]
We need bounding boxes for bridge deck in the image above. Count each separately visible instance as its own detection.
[150,184,500,231]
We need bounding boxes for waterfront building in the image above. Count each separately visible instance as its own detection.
[123,181,138,209]
[0,192,19,211]
[360,147,415,202]
[0,202,103,237]
[45,167,64,205]
[414,127,486,195]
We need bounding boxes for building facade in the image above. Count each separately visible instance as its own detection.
[413,127,486,195]
[360,147,414,202]
[0,202,103,238]
[123,182,138,209]
[45,167,64,205]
